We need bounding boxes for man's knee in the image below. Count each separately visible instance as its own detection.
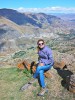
[39,70,44,75]
[37,66,41,72]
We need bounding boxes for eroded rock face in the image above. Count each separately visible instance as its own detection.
[66,74,75,93]
[53,51,75,72]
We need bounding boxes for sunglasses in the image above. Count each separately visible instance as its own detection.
[38,43,44,46]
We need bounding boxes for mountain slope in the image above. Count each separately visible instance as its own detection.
[0,8,75,34]
[0,16,24,34]
[0,8,42,27]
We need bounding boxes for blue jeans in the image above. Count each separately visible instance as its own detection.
[33,64,52,88]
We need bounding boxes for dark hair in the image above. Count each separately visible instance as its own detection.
[37,39,45,44]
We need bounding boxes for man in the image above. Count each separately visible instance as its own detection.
[29,39,54,96]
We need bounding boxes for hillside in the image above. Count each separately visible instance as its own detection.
[0,16,25,38]
[0,8,75,100]
[0,8,75,63]
[52,13,75,27]
[54,13,75,21]
[0,8,75,35]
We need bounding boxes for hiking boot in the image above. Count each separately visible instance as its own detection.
[28,78,36,84]
[37,87,48,96]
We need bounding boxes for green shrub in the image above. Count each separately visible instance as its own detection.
[13,51,26,59]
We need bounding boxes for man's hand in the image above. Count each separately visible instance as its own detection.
[39,63,44,66]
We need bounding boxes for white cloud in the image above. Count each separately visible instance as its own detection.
[17,7,75,13]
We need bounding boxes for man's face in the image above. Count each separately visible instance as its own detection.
[38,41,45,49]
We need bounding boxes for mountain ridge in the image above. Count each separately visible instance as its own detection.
[0,8,75,35]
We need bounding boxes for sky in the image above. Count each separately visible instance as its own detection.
[0,0,75,13]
